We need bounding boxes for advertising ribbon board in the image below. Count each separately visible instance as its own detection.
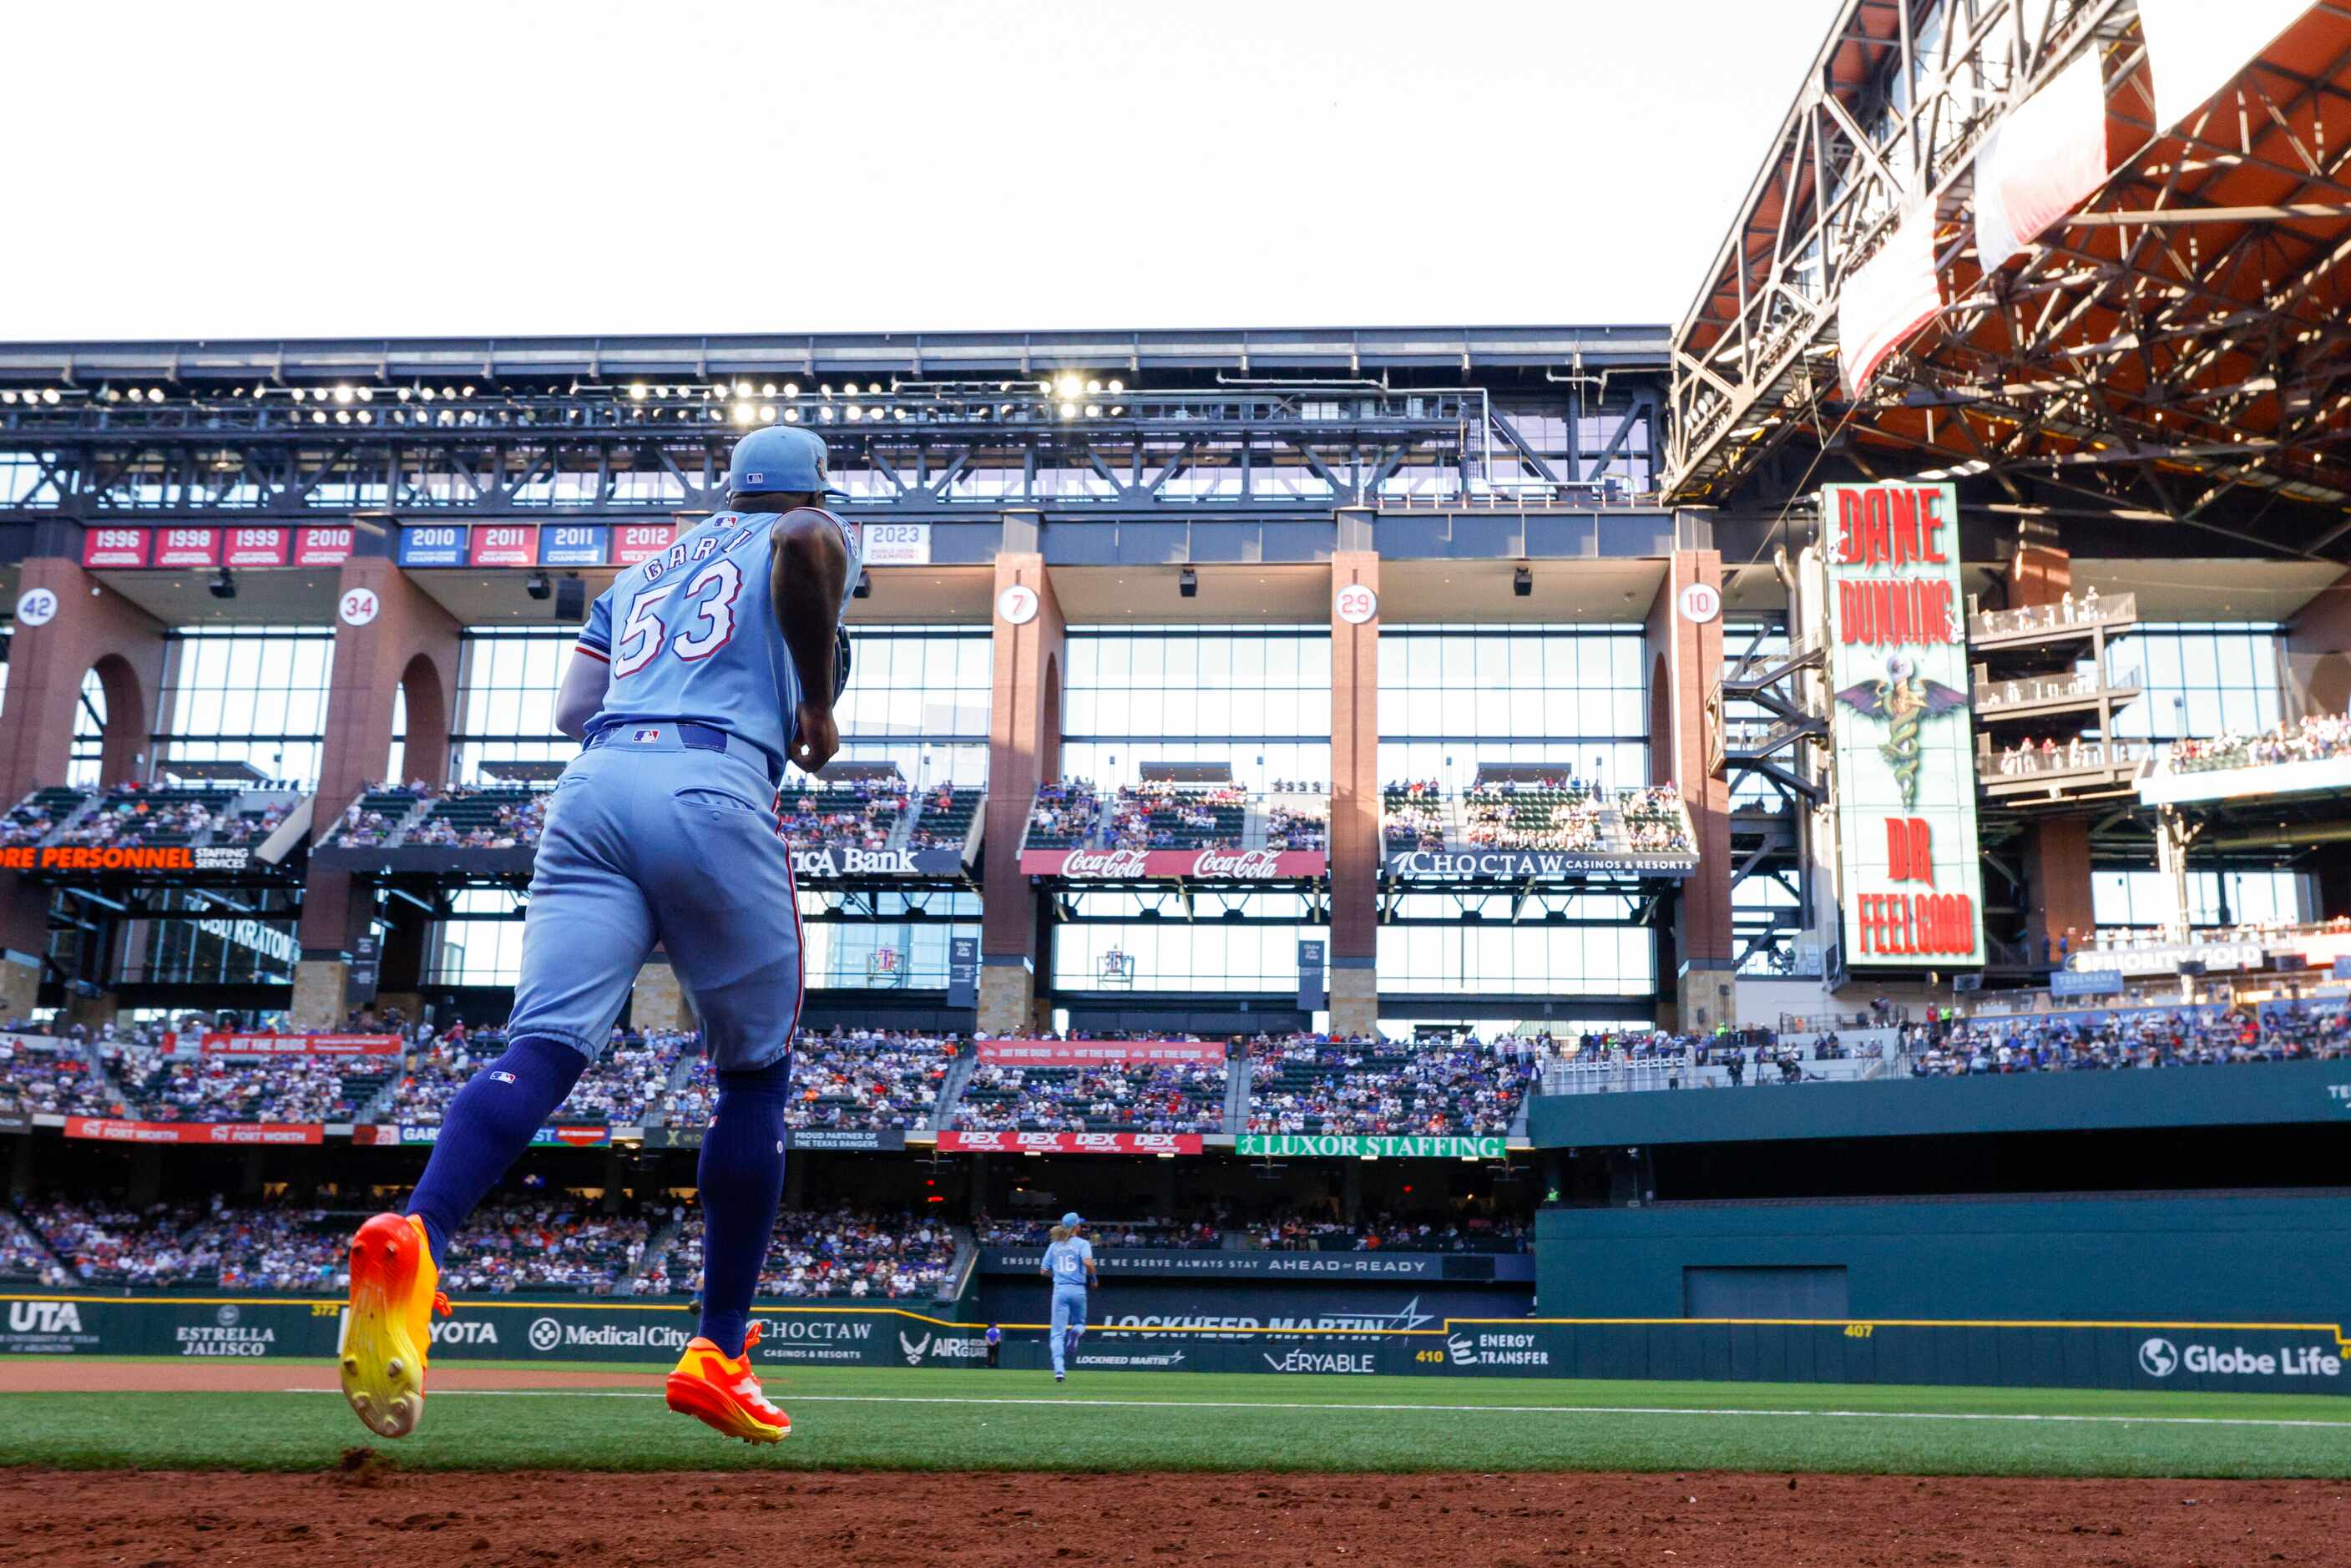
[1383,848,1697,880]
[1821,481,1985,967]
[1019,847,1327,879]
[170,1032,402,1057]
[976,1040,1226,1067]
[63,1119,324,1146]
[1236,1134,1507,1160]
[936,1130,1203,1156]
[1,845,253,875]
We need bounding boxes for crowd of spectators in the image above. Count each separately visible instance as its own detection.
[1911,1004,2351,1075]
[0,791,78,848]
[438,1201,653,1294]
[1463,777,1600,852]
[0,1207,66,1284]
[0,1032,118,1117]
[955,1056,1227,1135]
[408,792,549,849]
[1249,1212,1529,1253]
[1382,781,1449,851]
[385,1024,693,1126]
[640,1206,956,1299]
[2166,712,2351,776]
[1620,785,1692,852]
[1026,781,1100,847]
[663,1029,957,1130]
[51,793,225,849]
[110,1049,392,1125]
[1991,736,2143,776]
[1247,1034,1531,1137]
[1107,783,1244,851]
[776,778,908,854]
[1264,797,1328,852]
[904,783,978,852]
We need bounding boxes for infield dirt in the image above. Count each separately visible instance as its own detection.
[2,1465,2345,1566]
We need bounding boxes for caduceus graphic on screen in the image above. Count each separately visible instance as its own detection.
[1835,653,1968,810]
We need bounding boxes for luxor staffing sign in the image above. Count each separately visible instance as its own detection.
[1822,481,1984,968]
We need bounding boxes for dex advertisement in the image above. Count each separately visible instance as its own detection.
[1821,482,1984,968]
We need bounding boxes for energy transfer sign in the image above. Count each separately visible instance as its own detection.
[1822,481,1984,967]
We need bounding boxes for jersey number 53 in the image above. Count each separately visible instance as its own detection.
[614,560,744,676]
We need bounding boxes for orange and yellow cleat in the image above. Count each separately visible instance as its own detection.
[665,1321,791,1444]
[338,1212,450,1439]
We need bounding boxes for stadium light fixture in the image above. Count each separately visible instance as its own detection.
[732,402,756,425]
[333,384,353,404]
[208,569,235,601]
[1058,402,1078,420]
[1108,379,1125,394]
[1514,565,1533,597]
[783,407,801,423]
[783,383,800,398]
[1056,373,1082,399]
[762,383,776,397]
[759,403,777,422]
[867,382,882,396]
[525,572,552,601]
[629,383,648,401]
[1179,567,1197,599]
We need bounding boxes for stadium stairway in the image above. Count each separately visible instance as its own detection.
[927,1050,978,1130]
[351,1070,405,1127]
[1509,1084,1532,1140]
[935,1227,978,1304]
[624,1213,684,1293]
[1224,1050,1252,1133]
[2,1201,71,1282]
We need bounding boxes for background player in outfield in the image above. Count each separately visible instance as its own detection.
[1041,1212,1098,1382]
[338,425,858,1444]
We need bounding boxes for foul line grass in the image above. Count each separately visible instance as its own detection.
[6,1363,2351,1477]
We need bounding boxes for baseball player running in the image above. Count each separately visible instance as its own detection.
[338,426,859,1444]
[1040,1213,1098,1383]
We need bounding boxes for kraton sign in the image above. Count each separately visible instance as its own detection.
[1820,481,1985,967]
[935,1130,1204,1156]
[64,1119,323,1146]
[1236,1134,1508,1160]
[1019,847,1327,880]
[977,1040,1226,1067]
[0,845,253,875]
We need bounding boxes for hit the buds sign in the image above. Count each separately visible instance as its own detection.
[1821,481,1984,967]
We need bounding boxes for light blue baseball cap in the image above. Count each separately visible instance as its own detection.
[726,425,846,498]
[1060,1211,1083,1227]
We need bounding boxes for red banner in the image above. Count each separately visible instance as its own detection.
[295,525,356,565]
[165,1031,402,1057]
[936,1130,1203,1156]
[977,1040,1226,1066]
[81,527,149,569]
[222,526,290,567]
[468,524,538,567]
[613,523,679,564]
[1018,847,1326,880]
[153,527,222,569]
[64,1118,324,1146]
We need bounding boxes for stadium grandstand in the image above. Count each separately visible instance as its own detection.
[3,0,2351,1431]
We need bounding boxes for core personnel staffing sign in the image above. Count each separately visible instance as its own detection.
[1821,481,1984,968]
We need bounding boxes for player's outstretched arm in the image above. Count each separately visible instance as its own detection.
[771,509,850,776]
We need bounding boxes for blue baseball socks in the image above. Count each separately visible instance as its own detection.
[694,1055,792,1360]
[403,1035,587,1265]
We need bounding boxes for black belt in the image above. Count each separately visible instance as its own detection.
[584,721,781,784]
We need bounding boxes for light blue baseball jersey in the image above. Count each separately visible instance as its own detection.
[577,508,862,772]
[1043,1237,1094,1290]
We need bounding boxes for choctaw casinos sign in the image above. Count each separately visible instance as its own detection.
[1820,481,1984,968]
[1019,847,1327,879]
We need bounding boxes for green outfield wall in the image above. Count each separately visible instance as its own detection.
[1527,1060,2351,1147]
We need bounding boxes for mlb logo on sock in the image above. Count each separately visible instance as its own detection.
[489,1070,517,1084]
[633,728,661,743]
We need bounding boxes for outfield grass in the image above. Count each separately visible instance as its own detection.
[3,1362,2350,1476]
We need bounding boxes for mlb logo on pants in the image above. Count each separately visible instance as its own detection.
[633,728,661,743]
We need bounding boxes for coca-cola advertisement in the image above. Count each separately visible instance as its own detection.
[934,1130,1205,1156]
[1019,847,1326,880]
[976,1040,1226,1067]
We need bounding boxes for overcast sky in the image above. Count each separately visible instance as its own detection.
[8,0,1839,343]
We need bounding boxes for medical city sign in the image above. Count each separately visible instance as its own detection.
[1822,481,1984,967]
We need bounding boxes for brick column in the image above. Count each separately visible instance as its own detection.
[2283,567,2351,718]
[1327,552,1381,1037]
[2009,546,2094,955]
[1645,550,1733,1030]
[292,553,462,1026]
[0,546,169,984]
[978,554,1064,1034]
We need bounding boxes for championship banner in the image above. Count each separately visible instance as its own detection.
[1237,1134,1507,1160]
[80,527,150,568]
[1821,482,1985,968]
[1018,847,1327,880]
[936,1130,1203,1156]
[0,844,253,875]
[153,527,223,569]
[168,1032,402,1057]
[976,1040,1226,1067]
[63,1118,324,1146]
[223,526,291,568]
[537,524,609,567]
